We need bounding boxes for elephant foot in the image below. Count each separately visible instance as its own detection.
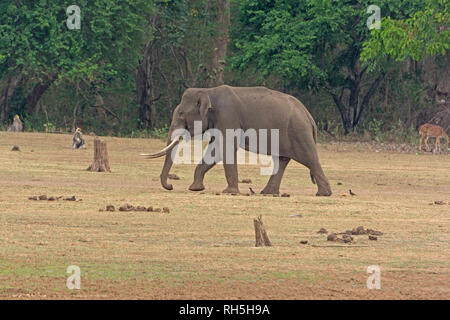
[260,186,280,195]
[316,187,332,196]
[222,186,240,194]
[189,182,205,192]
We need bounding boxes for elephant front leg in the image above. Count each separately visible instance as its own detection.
[189,162,216,191]
[261,156,290,194]
[189,139,220,191]
[222,164,240,193]
[221,139,240,194]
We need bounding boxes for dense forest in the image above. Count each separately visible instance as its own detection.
[0,0,448,142]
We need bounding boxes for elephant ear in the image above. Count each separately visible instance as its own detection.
[198,92,212,122]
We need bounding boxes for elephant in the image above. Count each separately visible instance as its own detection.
[142,85,332,196]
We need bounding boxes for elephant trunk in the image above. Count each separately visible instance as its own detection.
[159,127,183,190]
[160,146,174,190]
[140,119,185,190]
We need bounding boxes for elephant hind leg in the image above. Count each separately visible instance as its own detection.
[292,140,332,196]
[309,162,332,196]
[261,156,290,195]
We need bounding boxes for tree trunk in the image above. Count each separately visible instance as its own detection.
[94,93,107,124]
[329,73,382,134]
[87,137,111,172]
[72,81,80,132]
[0,75,21,122]
[136,15,161,129]
[253,215,272,247]
[209,0,230,87]
[26,74,57,114]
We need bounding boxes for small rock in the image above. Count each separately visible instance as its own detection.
[162,207,170,213]
[64,196,76,201]
[154,208,161,212]
[342,234,353,243]
[48,196,56,201]
[337,182,343,185]
[300,240,308,244]
[99,208,104,212]
[369,235,377,241]
[327,233,338,241]
[28,196,38,200]
[434,201,446,205]
[240,179,252,184]
[317,228,328,234]
[38,195,47,200]
[146,206,153,212]
[215,192,221,196]
[11,145,20,151]
[351,226,365,235]
[106,205,115,212]
[119,204,133,212]
[281,193,290,197]
[136,206,147,211]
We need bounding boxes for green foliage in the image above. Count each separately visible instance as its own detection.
[362,0,449,67]
[0,0,150,78]
[0,0,151,119]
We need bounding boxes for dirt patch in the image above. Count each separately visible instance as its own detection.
[1,132,449,300]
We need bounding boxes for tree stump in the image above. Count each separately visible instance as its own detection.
[254,215,272,247]
[87,137,111,172]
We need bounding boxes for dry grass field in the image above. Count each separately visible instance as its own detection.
[0,132,449,299]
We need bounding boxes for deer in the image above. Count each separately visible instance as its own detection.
[418,123,449,153]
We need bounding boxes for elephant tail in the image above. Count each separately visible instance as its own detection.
[312,118,318,144]
[309,115,317,185]
[310,172,316,184]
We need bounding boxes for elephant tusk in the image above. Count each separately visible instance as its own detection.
[140,136,182,159]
